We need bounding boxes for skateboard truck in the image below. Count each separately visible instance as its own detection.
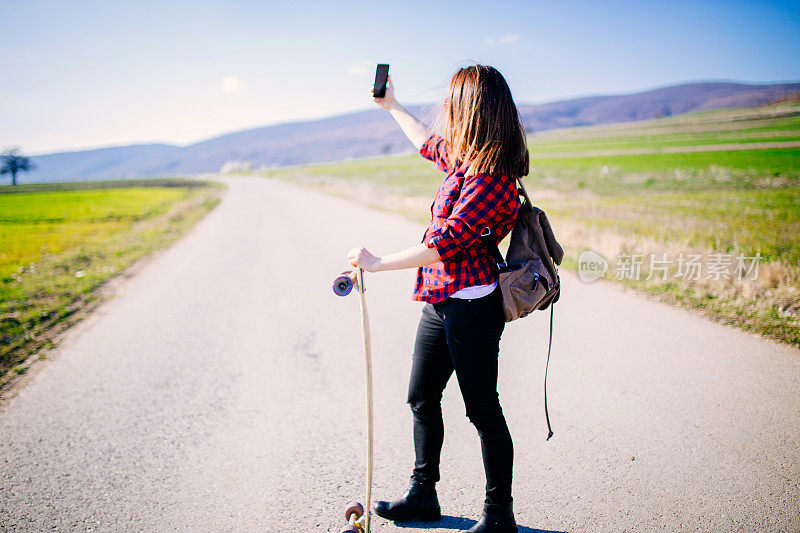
[341,501,365,532]
[332,270,364,296]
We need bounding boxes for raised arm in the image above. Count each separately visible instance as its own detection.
[371,75,430,151]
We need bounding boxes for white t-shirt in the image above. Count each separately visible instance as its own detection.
[450,280,498,299]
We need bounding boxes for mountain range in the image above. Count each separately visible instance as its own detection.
[21,81,800,183]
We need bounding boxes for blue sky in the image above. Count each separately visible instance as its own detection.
[1,0,799,154]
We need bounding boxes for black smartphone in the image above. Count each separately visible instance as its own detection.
[373,63,389,98]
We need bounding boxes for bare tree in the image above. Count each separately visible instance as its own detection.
[1,148,35,186]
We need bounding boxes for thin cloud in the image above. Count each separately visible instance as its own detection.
[347,60,372,75]
[499,33,521,44]
[221,75,245,94]
[484,33,521,46]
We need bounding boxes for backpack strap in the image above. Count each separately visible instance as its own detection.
[487,177,556,440]
[530,173,555,440]
[479,178,529,269]
[544,302,555,440]
[479,227,507,269]
[516,177,533,207]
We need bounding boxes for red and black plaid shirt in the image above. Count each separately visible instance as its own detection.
[413,134,520,303]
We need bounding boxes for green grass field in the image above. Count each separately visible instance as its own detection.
[258,103,800,347]
[0,178,225,383]
[528,106,800,153]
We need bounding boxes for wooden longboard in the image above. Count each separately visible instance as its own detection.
[333,269,374,533]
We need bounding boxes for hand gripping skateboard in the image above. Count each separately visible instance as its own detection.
[332,269,374,532]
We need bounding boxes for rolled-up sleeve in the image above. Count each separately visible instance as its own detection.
[423,173,508,263]
[419,134,450,174]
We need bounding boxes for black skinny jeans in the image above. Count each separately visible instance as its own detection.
[407,285,513,510]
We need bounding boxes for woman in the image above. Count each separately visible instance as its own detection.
[346,64,527,533]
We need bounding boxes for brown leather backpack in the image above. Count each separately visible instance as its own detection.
[485,179,564,321]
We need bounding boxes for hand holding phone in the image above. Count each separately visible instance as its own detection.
[370,64,396,110]
[373,63,389,98]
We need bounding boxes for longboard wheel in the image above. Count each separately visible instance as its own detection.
[344,501,364,521]
[333,271,354,297]
[339,526,359,533]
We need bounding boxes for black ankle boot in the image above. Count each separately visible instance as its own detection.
[465,502,517,532]
[373,478,441,522]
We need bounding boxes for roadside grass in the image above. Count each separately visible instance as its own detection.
[540,188,800,264]
[0,178,225,384]
[552,219,800,347]
[257,103,800,348]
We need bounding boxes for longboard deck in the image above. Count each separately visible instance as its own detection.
[357,268,374,533]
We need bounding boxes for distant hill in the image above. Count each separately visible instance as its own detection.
[517,81,800,130]
[22,81,800,183]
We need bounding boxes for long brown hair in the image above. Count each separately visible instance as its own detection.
[436,64,529,178]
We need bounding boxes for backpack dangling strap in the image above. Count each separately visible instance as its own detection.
[544,302,555,440]
[513,178,555,439]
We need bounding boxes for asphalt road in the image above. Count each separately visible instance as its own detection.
[1,176,798,532]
